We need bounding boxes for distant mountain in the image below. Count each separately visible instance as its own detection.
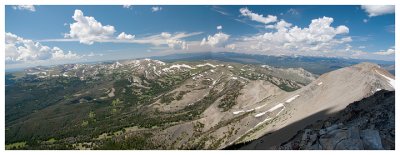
[150,52,395,75]
[5,58,395,150]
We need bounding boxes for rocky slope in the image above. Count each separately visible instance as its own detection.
[225,63,395,150]
[275,90,395,150]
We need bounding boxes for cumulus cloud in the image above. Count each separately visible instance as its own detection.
[12,5,36,12]
[231,17,351,56]
[152,6,162,12]
[65,10,116,45]
[361,5,395,17]
[336,25,350,34]
[117,32,135,40]
[166,39,188,50]
[155,32,187,49]
[5,32,80,63]
[374,48,395,55]
[217,25,223,30]
[239,8,277,24]
[201,32,230,47]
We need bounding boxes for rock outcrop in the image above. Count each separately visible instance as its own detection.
[276,90,394,150]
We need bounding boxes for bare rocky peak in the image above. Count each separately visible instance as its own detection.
[228,62,394,150]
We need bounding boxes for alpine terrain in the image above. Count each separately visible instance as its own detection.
[5,59,395,150]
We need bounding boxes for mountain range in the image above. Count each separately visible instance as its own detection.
[5,56,395,150]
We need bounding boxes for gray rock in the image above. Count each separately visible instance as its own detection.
[319,127,364,150]
[309,134,317,144]
[360,129,383,150]
[335,138,364,150]
[319,129,326,135]
[325,124,339,133]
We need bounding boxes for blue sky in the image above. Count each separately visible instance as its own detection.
[5,5,395,69]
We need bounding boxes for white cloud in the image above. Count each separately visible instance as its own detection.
[51,47,80,60]
[358,46,366,49]
[361,5,395,17]
[12,5,36,12]
[341,37,352,42]
[117,32,135,40]
[217,25,223,30]
[336,25,349,34]
[363,19,369,23]
[226,44,236,50]
[239,8,277,24]
[287,8,299,15]
[123,5,133,9]
[166,39,188,50]
[85,52,103,57]
[265,25,275,29]
[211,6,230,16]
[5,32,80,63]
[201,32,230,47]
[152,6,162,12]
[231,17,351,56]
[131,32,200,50]
[65,9,116,45]
[41,31,202,50]
[156,32,188,49]
[374,48,395,55]
[161,32,172,38]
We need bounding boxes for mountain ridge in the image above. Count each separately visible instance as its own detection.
[5,58,395,150]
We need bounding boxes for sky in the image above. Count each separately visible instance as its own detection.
[5,5,395,69]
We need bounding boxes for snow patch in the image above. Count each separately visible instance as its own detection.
[255,112,267,117]
[254,103,284,117]
[233,110,245,115]
[196,63,216,68]
[317,82,323,86]
[267,103,284,112]
[255,104,267,110]
[162,64,193,72]
[246,109,254,112]
[285,95,300,103]
[154,60,166,65]
[228,66,233,69]
[376,70,395,89]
